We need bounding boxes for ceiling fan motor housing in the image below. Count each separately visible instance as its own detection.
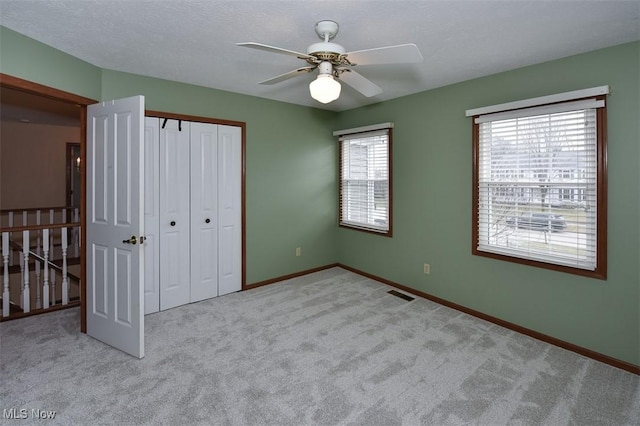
[307,42,345,61]
[307,20,345,62]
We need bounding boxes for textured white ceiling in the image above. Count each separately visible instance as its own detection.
[1,0,638,111]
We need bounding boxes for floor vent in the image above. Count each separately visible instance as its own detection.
[388,289,415,301]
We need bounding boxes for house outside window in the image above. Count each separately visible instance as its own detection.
[467,87,608,278]
[335,124,392,236]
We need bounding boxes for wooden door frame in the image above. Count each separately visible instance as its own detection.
[0,73,96,332]
[0,75,249,334]
[146,110,247,294]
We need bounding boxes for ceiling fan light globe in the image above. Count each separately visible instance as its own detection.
[309,74,341,104]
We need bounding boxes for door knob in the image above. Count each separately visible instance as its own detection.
[170,221,176,226]
[205,218,211,223]
[123,235,137,245]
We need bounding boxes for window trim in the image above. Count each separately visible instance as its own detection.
[471,96,607,279]
[338,126,393,237]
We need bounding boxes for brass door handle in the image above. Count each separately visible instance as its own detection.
[123,235,137,245]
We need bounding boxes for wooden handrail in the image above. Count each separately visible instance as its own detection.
[0,222,81,233]
[0,206,78,214]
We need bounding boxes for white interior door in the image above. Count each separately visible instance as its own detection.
[217,125,242,296]
[159,120,191,310]
[190,122,219,302]
[86,95,145,358]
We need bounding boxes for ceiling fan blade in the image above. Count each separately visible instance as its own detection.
[338,69,383,97]
[236,42,316,61]
[259,67,316,85]
[345,44,423,66]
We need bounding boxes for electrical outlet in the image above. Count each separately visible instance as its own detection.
[296,247,302,257]
[423,263,431,275]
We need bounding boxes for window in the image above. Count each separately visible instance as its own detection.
[336,124,392,235]
[467,88,608,278]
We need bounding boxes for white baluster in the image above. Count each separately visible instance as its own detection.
[22,230,30,313]
[61,227,69,305]
[42,229,50,309]
[22,210,27,227]
[2,232,9,317]
[62,208,67,224]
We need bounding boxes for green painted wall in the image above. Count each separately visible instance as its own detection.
[0,27,101,100]
[99,71,339,285]
[335,41,640,365]
[2,25,638,365]
[1,27,339,285]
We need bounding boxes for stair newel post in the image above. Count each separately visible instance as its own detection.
[22,230,30,313]
[2,232,9,317]
[61,227,69,305]
[42,229,50,309]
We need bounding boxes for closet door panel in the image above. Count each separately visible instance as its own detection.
[217,125,242,296]
[192,227,216,301]
[143,117,160,314]
[160,120,190,310]
[190,122,219,302]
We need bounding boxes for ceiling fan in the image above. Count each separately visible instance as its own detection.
[237,20,423,104]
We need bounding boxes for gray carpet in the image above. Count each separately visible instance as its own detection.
[1,267,638,425]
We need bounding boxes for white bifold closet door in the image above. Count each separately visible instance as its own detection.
[144,117,241,314]
[190,122,219,302]
[160,119,191,310]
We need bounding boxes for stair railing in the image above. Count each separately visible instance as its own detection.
[1,222,81,318]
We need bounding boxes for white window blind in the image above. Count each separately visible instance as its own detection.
[476,98,604,271]
[339,128,390,234]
